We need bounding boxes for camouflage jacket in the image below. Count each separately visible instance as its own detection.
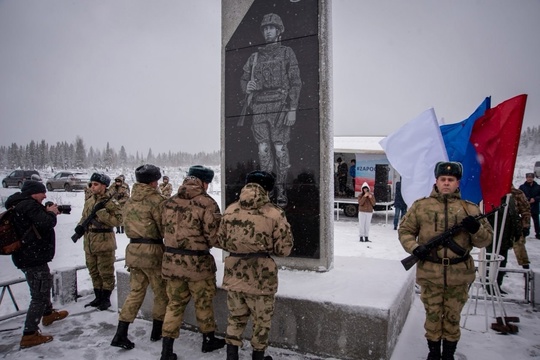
[123,183,167,269]
[241,43,301,109]
[161,176,221,281]
[218,183,293,296]
[108,183,130,206]
[513,187,531,229]
[159,182,173,198]
[79,193,122,254]
[398,186,493,287]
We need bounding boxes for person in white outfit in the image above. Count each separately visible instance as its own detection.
[358,182,376,242]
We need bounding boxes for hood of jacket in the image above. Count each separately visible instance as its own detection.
[239,183,270,210]
[361,182,370,192]
[130,182,159,202]
[177,176,206,200]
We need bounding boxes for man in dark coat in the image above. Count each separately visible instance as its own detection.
[5,180,68,349]
[393,179,407,230]
[519,173,540,239]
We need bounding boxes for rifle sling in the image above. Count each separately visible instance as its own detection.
[444,237,468,257]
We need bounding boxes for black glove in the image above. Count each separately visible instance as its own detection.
[523,227,530,237]
[74,225,85,236]
[462,215,480,234]
[94,201,106,211]
[413,245,429,260]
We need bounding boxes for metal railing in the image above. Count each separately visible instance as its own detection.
[0,257,125,322]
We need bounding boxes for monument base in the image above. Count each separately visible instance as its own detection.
[116,254,415,360]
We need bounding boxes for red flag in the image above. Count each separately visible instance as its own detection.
[470,94,527,209]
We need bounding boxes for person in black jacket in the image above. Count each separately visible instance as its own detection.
[5,180,68,349]
[519,173,540,239]
[393,179,407,230]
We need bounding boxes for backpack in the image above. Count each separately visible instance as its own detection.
[0,207,22,255]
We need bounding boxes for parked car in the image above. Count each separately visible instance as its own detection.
[46,172,90,192]
[535,161,540,178]
[2,170,41,189]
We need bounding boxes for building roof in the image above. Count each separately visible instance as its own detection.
[334,136,386,154]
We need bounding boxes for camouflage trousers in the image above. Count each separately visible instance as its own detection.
[119,267,168,323]
[513,235,530,266]
[226,291,275,351]
[420,283,469,342]
[85,250,116,291]
[162,276,217,339]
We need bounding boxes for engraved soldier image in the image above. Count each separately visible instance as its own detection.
[238,13,302,208]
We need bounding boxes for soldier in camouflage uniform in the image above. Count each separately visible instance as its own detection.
[159,176,173,198]
[111,164,168,350]
[511,185,531,268]
[109,175,130,234]
[74,173,122,311]
[487,185,531,292]
[159,165,225,360]
[398,162,493,360]
[218,171,294,360]
[239,13,302,208]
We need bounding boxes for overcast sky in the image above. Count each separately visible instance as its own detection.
[1,0,539,155]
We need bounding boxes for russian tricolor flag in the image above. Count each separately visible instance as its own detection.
[442,94,527,209]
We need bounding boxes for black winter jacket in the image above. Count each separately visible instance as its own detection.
[5,192,57,269]
[519,180,540,215]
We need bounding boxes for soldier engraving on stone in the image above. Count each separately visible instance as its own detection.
[238,13,302,208]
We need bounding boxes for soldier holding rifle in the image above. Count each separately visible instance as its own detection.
[398,162,493,360]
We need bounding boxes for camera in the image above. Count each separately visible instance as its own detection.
[45,202,72,215]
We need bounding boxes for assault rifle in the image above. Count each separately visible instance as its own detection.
[237,53,258,127]
[401,204,506,271]
[71,197,111,243]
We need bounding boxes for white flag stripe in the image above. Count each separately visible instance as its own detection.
[379,108,448,207]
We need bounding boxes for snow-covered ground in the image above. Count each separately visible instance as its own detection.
[1,159,540,359]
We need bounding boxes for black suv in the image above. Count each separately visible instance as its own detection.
[2,170,42,189]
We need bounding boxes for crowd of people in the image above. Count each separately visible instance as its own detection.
[6,159,540,360]
[6,165,293,360]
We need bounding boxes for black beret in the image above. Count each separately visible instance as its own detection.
[90,172,111,186]
[246,171,275,192]
[21,180,46,195]
[135,164,162,184]
[434,161,463,180]
[188,165,214,183]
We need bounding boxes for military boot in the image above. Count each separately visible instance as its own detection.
[111,321,134,350]
[84,288,102,308]
[427,339,441,360]
[20,331,53,349]
[42,309,68,326]
[252,350,273,360]
[160,337,177,360]
[226,344,239,360]
[442,339,457,360]
[201,331,226,353]
[98,289,112,311]
[150,319,163,342]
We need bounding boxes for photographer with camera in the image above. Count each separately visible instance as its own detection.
[75,173,123,311]
[5,180,69,349]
